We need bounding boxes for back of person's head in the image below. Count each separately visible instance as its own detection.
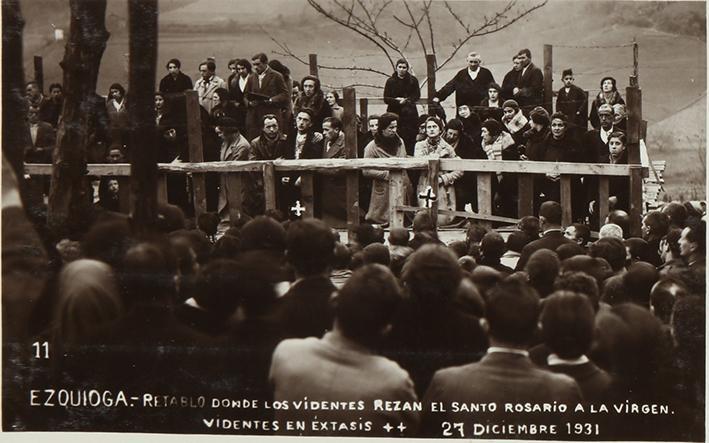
[332,242,352,270]
[599,223,623,239]
[193,259,240,318]
[413,210,435,233]
[541,291,595,359]
[156,203,186,233]
[485,279,540,346]
[561,255,613,288]
[553,271,600,311]
[569,223,591,246]
[671,296,704,357]
[82,219,132,269]
[196,212,219,238]
[448,240,469,258]
[480,231,506,262]
[234,250,280,317]
[119,242,175,307]
[663,228,682,260]
[518,216,541,240]
[466,222,490,245]
[661,202,688,228]
[470,265,503,300]
[589,237,626,272]
[388,227,410,246]
[264,208,287,223]
[507,231,530,253]
[168,234,199,277]
[53,259,122,345]
[354,223,383,249]
[643,210,670,239]
[621,262,658,308]
[455,276,486,318]
[458,255,477,273]
[362,243,391,266]
[625,237,651,263]
[402,244,461,305]
[286,219,335,276]
[211,234,241,260]
[556,242,585,261]
[335,264,402,347]
[539,201,562,227]
[606,210,630,238]
[240,216,287,254]
[650,277,687,325]
[525,249,560,298]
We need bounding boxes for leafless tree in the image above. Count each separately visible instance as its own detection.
[270,0,546,88]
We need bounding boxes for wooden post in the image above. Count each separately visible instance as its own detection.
[309,53,318,77]
[263,162,277,211]
[426,54,436,113]
[632,38,639,84]
[300,173,315,218]
[640,120,647,141]
[560,175,572,227]
[543,44,553,114]
[626,82,642,164]
[427,159,440,228]
[359,97,368,121]
[583,90,589,130]
[517,175,534,217]
[156,174,167,206]
[476,172,493,228]
[33,55,43,92]
[598,176,609,227]
[389,171,405,228]
[185,90,207,216]
[343,87,359,241]
[119,176,132,213]
[629,166,644,237]
[226,173,243,225]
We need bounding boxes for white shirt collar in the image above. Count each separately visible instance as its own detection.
[547,353,589,366]
[487,346,529,357]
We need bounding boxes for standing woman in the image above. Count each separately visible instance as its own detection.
[106,83,129,148]
[210,87,239,121]
[478,82,504,123]
[414,116,463,225]
[326,91,344,120]
[383,58,420,156]
[293,75,331,133]
[363,113,412,225]
[589,76,625,129]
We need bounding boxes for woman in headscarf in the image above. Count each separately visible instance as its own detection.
[293,75,331,133]
[414,116,463,225]
[501,99,530,145]
[363,112,412,225]
[590,76,625,129]
[383,58,420,156]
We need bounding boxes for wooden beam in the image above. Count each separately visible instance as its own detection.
[428,159,440,228]
[309,53,318,77]
[517,174,534,217]
[263,162,277,211]
[343,87,357,159]
[426,54,436,114]
[33,55,44,92]
[300,173,315,218]
[560,175,572,226]
[156,174,167,206]
[346,171,360,243]
[477,172,493,228]
[598,176,609,226]
[389,171,405,228]
[629,166,644,236]
[626,84,642,164]
[395,206,519,225]
[226,172,243,226]
[185,90,207,216]
[118,176,132,213]
[359,97,368,121]
[543,44,553,114]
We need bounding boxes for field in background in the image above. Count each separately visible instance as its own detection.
[21,0,706,200]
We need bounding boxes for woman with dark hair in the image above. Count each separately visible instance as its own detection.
[156,91,191,213]
[293,75,331,132]
[383,58,420,155]
[414,116,462,225]
[210,87,239,122]
[588,131,629,215]
[523,106,551,161]
[268,59,294,129]
[363,113,411,225]
[325,90,344,120]
[481,118,516,216]
[106,83,129,147]
[478,82,504,122]
[589,76,625,129]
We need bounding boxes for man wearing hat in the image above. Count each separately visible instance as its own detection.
[582,103,615,163]
[556,69,588,131]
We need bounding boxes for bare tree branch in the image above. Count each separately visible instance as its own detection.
[402,1,428,55]
[444,0,471,34]
[423,0,435,56]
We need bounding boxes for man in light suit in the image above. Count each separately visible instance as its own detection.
[193,60,226,114]
[513,48,544,114]
[421,279,582,438]
[244,52,289,141]
[215,117,250,233]
[269,263,420,437]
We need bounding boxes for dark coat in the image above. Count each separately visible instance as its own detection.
[436,67,496,109]
[159,71,193,95]
[25,122,56,163]
[274,276,336,339]
[581,128,611,163]
[501,68,521,101]
[589,91,625,129]
[515,62,544,110]
[556,84,588,130]
[452,133,486,210]
[244,68,290,140]
[384,72,420,153]
[516,230,574,271]
[227,73,249,130]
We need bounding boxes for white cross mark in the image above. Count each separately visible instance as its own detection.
[290,200,306,217]
[382,423,393,433]
[397,422,407,433]
[418,185,437,208]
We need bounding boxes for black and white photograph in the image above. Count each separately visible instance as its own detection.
[2,0,706,441]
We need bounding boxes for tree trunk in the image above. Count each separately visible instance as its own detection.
[1,0,29,195]
[48,0,110,237]
[127,0,158,234]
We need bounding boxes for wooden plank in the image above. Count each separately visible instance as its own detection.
[388,171,405,228]
[427,159,440,228]
[625,85,642,164]
[346,170,360,244]
[560,175,572,226]
[598,176,609,226]
[396,206,519,225]
[543,44,553,114]
[359,97,368,120]
[33,55,44,92]
[226,172,243,226]
[156,174,168,206]
[309,54,318,77]
[517,174,534,217]
[185,90,207,216]
[439,159,640,176]
[263,162,277,211]
[300,173,315,219]
[118,176,131,214]
[343,87,357,159]
[426,54,437,114]
[477,172,493,228]
[629,166,644,237]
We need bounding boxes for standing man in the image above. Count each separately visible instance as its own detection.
[244,53,289,141]
[247,114,290,216]
[227,59,251,132]
[215,117,250,232]
[513,49,544,113]
[41,83,64,127]
[194,60,226,114]
[581,103,615,162]
[556,68,588,132]
[433,52,495,111]
[320,117,348,225]
[501,55,522,101]
[159,58,193,95]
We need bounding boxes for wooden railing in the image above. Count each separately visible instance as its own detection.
[25,159,648,240]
